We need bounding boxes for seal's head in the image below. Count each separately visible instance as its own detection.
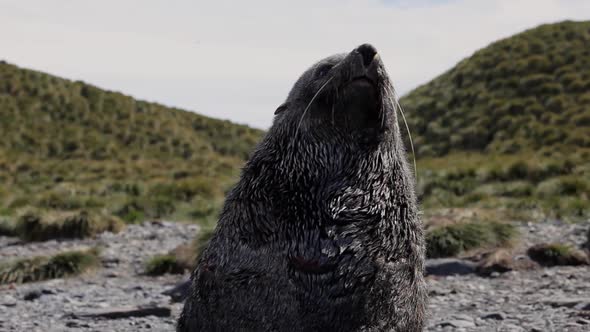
[273,43,398,144]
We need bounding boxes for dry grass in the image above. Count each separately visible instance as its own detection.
[0,248,100,284]
[144,255,186,276]
[15,210,124,242]
[145,227,215,276]
[426,220,519,258]
[527,243,590,266]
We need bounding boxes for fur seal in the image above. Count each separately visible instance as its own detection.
[178,43,427,332]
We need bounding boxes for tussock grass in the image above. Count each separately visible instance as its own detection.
[15,210,124,242]
[144,255,186,276]
[527,243,590,266]
[418,152,590,220]
[426,220,518,258]
[0,248,100,284]
[0,218,16,237]
[145,227,215,276]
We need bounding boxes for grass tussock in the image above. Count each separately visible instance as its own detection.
[15,210,124,242]
[527,243,590,266]
[0,218,16,237]
[145,227,215,276]
[426,220,518,258]
[144,254,186,276]
[0,248,100,284]
[418,153,590,220]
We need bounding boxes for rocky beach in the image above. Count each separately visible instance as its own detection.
[1,219,588,332]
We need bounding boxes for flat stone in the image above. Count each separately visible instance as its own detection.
[543,298,590,309]
[73,305,171,320]
[425,258,477,276]
[481,312,506,320]
[0,295,17,307]
[438,319,476,328]
[65,320,90,328]
[23,290,43,301]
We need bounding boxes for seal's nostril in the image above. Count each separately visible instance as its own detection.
[357,43,378,67]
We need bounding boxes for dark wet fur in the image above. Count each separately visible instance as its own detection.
[178,44,427,332]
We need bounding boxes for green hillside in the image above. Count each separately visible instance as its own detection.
[402,20,590,156]
[0,61,263,230]
[1,20,588,237]
[401,21,590,220]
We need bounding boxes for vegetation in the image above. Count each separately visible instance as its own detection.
[1,21,589,246]
[400,21,590,219]
[145,227,215,276]
[0,60,262,235]
[402,20,590,157]
[527,243,590,266]
[426,220,518,258]
[144,254,186,276]
[0,217,16,237]
[416,153,590,220]
[14,210,124,242]
[0,248,100,284]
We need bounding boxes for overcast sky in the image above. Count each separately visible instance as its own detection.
[2,0,589,128]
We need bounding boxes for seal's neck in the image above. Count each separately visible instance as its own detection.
[242,128,406,192]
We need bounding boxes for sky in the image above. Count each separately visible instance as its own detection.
[1,0,590,128]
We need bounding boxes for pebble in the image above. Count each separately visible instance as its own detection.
[23,290,43,301]
[481,312,506,320]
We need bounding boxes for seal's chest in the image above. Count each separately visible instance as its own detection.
[328,186,386,222]
[282,187,382,297]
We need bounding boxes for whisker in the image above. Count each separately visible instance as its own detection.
[295,77,333,138]
[389,86,418,184]
[380,85,387,129]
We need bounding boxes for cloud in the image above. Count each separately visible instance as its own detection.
[1,0,589,128]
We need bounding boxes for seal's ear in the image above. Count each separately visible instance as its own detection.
[274,102,289,115]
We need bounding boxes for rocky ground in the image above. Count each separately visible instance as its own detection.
[0,220,588,332]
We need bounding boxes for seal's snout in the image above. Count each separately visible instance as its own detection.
[345,43,381,84]
[356,43,378,67]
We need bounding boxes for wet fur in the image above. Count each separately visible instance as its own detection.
[178,45,427,332]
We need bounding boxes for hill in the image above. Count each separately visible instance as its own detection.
[1,21,588,232]
[401,20,590,157]
[400,21,590,219]
[0,61,263,229]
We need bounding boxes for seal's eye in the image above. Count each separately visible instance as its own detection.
[316,64,333,78]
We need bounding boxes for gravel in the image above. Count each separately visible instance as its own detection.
[0,219,588,331]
